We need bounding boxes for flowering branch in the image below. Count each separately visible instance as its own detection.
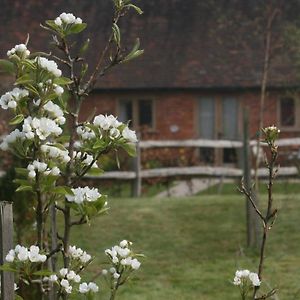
[236,125,280,300]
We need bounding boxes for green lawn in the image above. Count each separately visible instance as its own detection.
[70,192,300,300]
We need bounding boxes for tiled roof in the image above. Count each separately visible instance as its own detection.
[1,0,300,89]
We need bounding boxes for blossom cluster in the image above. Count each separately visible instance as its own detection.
[23,116,63,140]
[41,144,71,163]
[76,126,96,140]
[37,80,64,97]
[263,125,280,143]
[79,282,99,294]
[93,114,139,142]
[27,160,60,179]
[0,87,29,110]
[43,101,66,125]
[77,114,138,144]
[44,268,98,295]
[7,43,30,58]
[73,151,98,168]
[58,268,81,294]
[104,240,141,276]
[68,245,92,264]
[233,269,261,287]
[66,186,101,204]
[54,12,83,26]
[36,57,62,77]
[0,129,25,151]
[5,245,46,263]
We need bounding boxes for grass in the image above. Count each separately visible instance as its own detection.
[69,187,300,300]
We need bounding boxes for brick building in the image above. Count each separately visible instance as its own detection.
[1,0,300,166]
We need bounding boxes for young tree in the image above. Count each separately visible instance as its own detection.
[0,1,144,299]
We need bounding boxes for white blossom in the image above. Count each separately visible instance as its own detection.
[233,269,261,287]
[78,281,99,293]
[73,151,98,168]
[93,114,122,131]
[5,244,46,263]
[102,269,108,275]
[66,186,101,204]
[0,129,25,151]
[53,84,64,96]
[24,116,63,140]
[41,144,70,163]
[76,125,96,140]
[7,43,30,58]
[43,101,65,125]
[88,282,99,292]
[131,258,141,270]
[120,240,128,248]
[59,268,68,277]
[36,57,62,77]
[0,88,29,110]
[122,126,138,143]
[27,160,60,179]
[60,279,72,293]
[5,249,15,262]
[79,282,89,294]
[28,245,46,263]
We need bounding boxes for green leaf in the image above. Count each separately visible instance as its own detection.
[52,186,74,196]
[112,23,121,46]
[14,168,29,177]
[20,59,36,70]
[15,295,24,300]
[92,140,107,150]
[67,23,87,35]
[79,38,90,56]
[9,114,24,125]
[51,143,68,151]
[120,142,137,157]
[0,59,15,75]
[87,168,104,176]
[15,74,33,85]
[80,63,89,78]
[45,20,62,34]
[0,264,18,272]
[24,84,39,96]
[125,4,143,14]
[33,270,55,276]
[13,179,29,186]
[16,185,33,192]
[53,77,73,86]
[122,38,144,63]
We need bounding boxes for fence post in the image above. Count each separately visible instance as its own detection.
[133,138,142,197]
[243,109,258,248]
[0,201,14,300]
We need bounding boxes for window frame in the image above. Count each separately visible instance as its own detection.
[117,97,156,131]
[278,96,300,131]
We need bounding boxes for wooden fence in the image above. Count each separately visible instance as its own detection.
[85,137,300,196]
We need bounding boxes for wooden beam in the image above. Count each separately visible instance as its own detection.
[0,202,14,300]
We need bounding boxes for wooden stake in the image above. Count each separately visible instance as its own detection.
[0,201,14,300]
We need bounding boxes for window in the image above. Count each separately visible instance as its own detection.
[118,99,154,129]
[198,96,239,165]
[279,97,295,127]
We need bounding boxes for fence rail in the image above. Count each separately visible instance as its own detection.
[139,137,300,149]
[83,137,300,196]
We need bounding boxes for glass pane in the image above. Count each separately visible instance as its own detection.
[119,100,133,126]
[139,100,153,127]
[223,148,237,164]
[222,97,238,139]
[199,98,215,139]
[200,148,215,164]
[280,98,295,126]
